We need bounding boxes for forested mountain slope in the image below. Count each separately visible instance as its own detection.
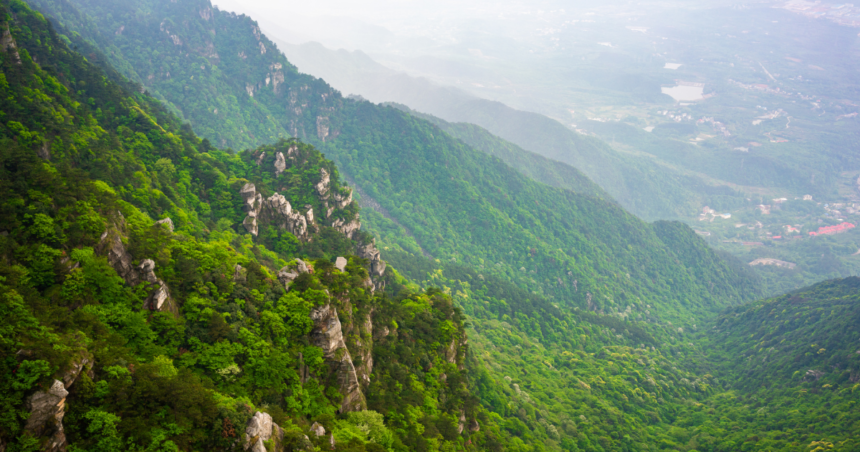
[2,1,858,452]
[383,102,610,201]
[684,277,860,451]
[0,3,479,451]
[27,0,762,327]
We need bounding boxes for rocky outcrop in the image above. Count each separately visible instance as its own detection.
[315,168,353,219]
[37,142,51,160]
[1,25,21,64]
[96,218,176,315]
[332,217,361,239]
[240,183,263,236]
[25,380,68,451]
[138,259,175,313]
[469,419,480,432]
[274,152,286,176]
[358,242,386,277]
[310,304,366,412]
[97,218,139,286]
[316,116,330,142]
[335,257,347,272]
[240,184,312,239]
[309,422,325,438]
[24,353,92,452]
[277,259,311,290]
[354,311,374,387]
[315,168,331,197]
[244,412,284,452]
[155,217,174,232]
[233,264,247,283]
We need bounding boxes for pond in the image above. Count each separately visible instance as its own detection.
[661,85,704,101]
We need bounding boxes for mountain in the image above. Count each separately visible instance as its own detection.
[0,3,757,451]
[383,102,609,201]
[27,0,762,326]
[2,1,858,452]
[0,3,477,451]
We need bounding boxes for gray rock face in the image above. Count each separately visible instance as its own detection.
[155,217,175,232]
[335,257,348,272]
[244,412,275,452]
[233,264,246,283]
[310,304,366,412]
[241,183,262,236]
[469,419,481,432]
[315,168,331,196]
[25,380,67,438]
[310,422,326,437]
[332,218,361,239]
[240,184,311,239]
[97,221,176,315]
[1,25,21,64]
[333,189,353,210]
[274,152,287,176]
[355,311,374,387]
[23,353,92,452]
[37,142,51,161]
[446,337,459,364]
[359,242,387,277]
[97,220,139,286]
[139,259,174,312]
[277,259,311,290]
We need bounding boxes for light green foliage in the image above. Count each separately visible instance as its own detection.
[79,410,124,452]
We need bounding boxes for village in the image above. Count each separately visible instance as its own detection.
[782,0,860,28]
[691,194,860,271]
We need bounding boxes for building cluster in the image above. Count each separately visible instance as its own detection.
[697,117,731,137]
[808,222,855,236]
[783,1,860,27]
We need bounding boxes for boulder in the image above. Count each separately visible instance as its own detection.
[155,217,174,232]
[25,380,68,452]
[315,168,331,196]
[469,419,480,432]
[97,220,139,286]
[244,412,273,452]
[277,259,311,290]
[233,264,247,283]
[332,218,361,239]
[358,242,386,277]
[138,260,175,313]
[274,152,286,175]
[0,25,21,64]
[139,259,158,284]
[333,189,353,209]
[309,422,326,437]
[334,257,347,272]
